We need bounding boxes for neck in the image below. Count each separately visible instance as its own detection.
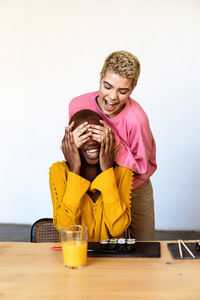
[80,162,101,182]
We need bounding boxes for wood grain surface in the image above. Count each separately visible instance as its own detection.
[0,241,200,300]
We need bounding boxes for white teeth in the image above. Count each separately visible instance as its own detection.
[107,100,115,105]
[86,149,98,153]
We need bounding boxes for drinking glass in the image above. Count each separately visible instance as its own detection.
[61,225,88,269]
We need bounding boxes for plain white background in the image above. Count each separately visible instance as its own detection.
[0,0,200,229]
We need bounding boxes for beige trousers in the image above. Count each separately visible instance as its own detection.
[129,179,155,241]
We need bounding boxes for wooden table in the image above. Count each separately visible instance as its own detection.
[0,241,200,300]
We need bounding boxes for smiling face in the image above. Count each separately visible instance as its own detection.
[79,118,101,165]
[97,70,134,118]
[70,110,102,165]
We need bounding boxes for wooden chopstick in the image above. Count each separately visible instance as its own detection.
[178,240,183,258]
[180,240,195,258]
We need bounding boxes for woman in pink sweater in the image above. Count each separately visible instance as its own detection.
[68,51,157,240]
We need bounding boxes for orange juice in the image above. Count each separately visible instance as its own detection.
[62,241,87,268]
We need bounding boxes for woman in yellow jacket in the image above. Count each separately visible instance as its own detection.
[49,110,133,242]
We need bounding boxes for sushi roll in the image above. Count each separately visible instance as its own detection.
[100,239,109,250]
[127,238,136,251]
[118,238,126,251]
[109,238,118,251]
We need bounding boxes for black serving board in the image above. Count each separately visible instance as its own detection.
[87,242,160,258]
[167,242,200,259]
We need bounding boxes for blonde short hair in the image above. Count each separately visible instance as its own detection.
[101,51,140,88]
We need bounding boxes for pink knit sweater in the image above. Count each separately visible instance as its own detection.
[69,91,157,189]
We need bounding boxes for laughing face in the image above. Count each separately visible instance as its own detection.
[97,70,134,118]
[74,115,101,165]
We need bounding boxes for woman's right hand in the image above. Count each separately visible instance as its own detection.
[68,121,92,148]
[62,127,81,175]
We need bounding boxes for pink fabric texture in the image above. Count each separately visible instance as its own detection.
[68,91,157,190]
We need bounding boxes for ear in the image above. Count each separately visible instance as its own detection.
[130,86,135,94]
[129,81,136,94]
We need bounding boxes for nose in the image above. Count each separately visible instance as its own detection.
[86,136,99,146]
[108,89,118,100]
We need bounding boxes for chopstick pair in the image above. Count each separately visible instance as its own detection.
[178,239,195,259]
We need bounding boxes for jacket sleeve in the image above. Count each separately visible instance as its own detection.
[49,163,90,232]
[92,167,133,237]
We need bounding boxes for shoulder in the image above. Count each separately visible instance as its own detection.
[69,91,99,118]
[128,98,148,119]
[122,98,150,128]
[69,91,98,106]
[49,161,69,177]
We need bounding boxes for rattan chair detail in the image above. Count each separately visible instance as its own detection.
[31,218,59,243]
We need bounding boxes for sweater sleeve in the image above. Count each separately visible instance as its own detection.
[49,163,90,232]
[114,114,157,178]
[91,167,133,237]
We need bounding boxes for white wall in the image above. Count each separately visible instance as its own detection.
[0,0,200,229]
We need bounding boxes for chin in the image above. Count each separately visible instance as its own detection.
[82,156,99,165]
[87,159,99,165]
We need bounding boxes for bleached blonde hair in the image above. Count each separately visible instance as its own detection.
[101,51,140,88]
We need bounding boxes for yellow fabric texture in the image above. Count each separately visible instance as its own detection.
[49,161,133,242]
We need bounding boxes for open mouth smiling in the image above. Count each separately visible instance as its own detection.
[85,148,99,159]
[104,99,119,111]
[105,99,118,106]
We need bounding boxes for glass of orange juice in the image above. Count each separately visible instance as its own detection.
[61,225,88,269]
